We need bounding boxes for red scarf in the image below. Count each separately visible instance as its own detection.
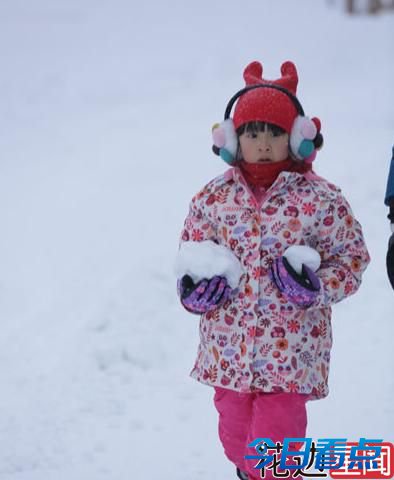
[239,158,312,189]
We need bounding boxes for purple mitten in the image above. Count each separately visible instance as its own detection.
[178,274,232,314]
[270,256,320,308]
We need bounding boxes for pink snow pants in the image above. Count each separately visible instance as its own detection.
[214,387,309,480]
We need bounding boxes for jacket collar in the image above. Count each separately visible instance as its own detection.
[221,167,307,210]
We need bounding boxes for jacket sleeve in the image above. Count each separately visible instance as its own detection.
[384,146,394,225]
[176,193,243,296]
[179,194,217,244]
[384,145,394,208]
[311,192,370,310]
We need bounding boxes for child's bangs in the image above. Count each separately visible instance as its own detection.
[237,121,286,136]
[244,121,266,134]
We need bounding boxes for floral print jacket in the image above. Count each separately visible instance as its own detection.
[179,167,370,399]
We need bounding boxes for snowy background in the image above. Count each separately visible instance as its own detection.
[0,1,393,479]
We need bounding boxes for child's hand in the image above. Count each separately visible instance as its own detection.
[387,233,394,290]
[178,274,232,314]
[269,246,321,308]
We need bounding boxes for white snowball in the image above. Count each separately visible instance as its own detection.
[283,245,321,274]
[174,240,243,289]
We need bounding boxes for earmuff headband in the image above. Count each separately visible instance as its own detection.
[224,84,305,121]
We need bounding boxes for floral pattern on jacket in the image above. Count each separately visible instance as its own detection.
[179,168,370,399]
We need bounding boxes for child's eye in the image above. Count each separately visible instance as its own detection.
[247,132,258,139]
[271,129,284,138]
[269,125,286,137]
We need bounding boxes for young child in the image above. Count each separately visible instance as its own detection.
[384,146,394,289]
[175,60,370,480]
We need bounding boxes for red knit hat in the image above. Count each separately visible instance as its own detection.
[233,61,299,133]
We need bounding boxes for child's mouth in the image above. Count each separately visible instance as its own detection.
[258,158,271,163]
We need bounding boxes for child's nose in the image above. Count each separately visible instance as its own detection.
[258,135,271,152]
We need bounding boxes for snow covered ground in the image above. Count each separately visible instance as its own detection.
[0,1,393,479]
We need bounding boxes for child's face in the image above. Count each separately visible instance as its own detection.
[238,125,289,164]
